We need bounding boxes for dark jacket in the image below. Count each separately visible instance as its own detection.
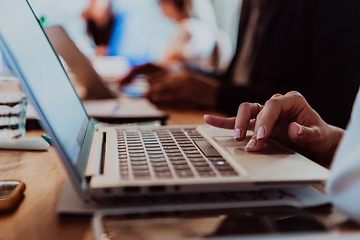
[216,0,360,129]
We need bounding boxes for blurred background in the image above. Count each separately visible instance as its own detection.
[18,0,241,70]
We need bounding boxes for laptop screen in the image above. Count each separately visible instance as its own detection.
[0,1,89,165]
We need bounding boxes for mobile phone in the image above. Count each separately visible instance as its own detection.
[0,180,25,211]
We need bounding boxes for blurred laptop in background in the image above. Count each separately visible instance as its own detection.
[25,25,167,127]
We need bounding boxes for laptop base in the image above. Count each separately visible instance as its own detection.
[57,178,330,215]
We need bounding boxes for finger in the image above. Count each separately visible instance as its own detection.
[234,102,262,141]
[288,122,322,147]
[246,92,306,151]
[204,115,236,129]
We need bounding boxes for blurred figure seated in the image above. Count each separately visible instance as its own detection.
[82,0,114,56]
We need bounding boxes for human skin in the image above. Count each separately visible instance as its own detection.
[204,91,345,166]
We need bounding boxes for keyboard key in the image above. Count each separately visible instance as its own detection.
[162,142,178,147]
[194,141,222,157]
[164,149,182,154]
[129,157,146,161]
[128,146,144,150]
[167,153,184,157]
[181,147,198,151]
[150,158,167,162]
[194,166,213,172]
[148,154,164,159]
[213,161,230,167]
[155,172,173,179]
[129,153,146,158]
[168,157,186,161]
[215,166,235,171]
[145,144,160,148]
[179,143,194,147]
[144,140,158,144]
[131,161,148,166]
[208,157,226,162]
[153,167,171,172]
[173,165,191,170]
[188,158,206,162]
[186,154,204,158]
[151,162,169,167]
[127,143,143,148]
[183,150,200,154]
[129,149,145,154]
[147,150,164,155]
[176,170,194,178]
[198,171,216,177]
[163,146,179,150]
[219,171,238,176]
[176,140,191,144]
[170,160,188,165]
[192,162,210,167]
[158,137,173,140]
[132,165,149,171]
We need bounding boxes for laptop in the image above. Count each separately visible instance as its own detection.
[0,0,329,202]
[44,25,116,100]
[25,25,168,127]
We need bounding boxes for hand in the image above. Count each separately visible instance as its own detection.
[119,63,168,87]
[204,91,344,165]
[147,70,220,108]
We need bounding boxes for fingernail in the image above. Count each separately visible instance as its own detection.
[257,126,265,140]
[234,128,241,140]
[297,125,303,136]
[246,139,256,150]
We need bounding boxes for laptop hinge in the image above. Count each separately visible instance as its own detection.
[100,132,106,175]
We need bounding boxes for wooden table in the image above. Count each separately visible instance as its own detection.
[0,108,223,240]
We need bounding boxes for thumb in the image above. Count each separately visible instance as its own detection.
[288,122,322,147]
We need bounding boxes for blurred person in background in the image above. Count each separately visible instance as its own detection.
[156,0,222,72]
[82,0,114,56]
[82,0,230,72]
[121,0,360,129]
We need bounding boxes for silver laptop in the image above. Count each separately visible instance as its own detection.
[0,0,329,201]
[44,25,116,100]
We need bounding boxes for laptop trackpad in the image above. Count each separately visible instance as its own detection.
[214,136,294,156]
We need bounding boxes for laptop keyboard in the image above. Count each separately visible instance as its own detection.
[117,128,238,181]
